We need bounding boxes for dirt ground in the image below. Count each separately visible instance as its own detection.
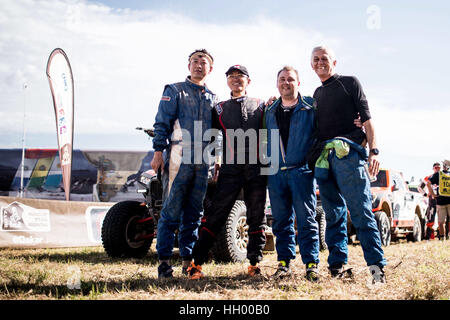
[0,239,448,300]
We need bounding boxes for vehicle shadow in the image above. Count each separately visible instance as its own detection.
[0,247,162,265]
[0,269,271,298]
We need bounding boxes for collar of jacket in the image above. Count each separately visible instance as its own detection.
[230,93,247,103]
[321,73,339,86]
[185,76,213,94]
[267,93,312,113]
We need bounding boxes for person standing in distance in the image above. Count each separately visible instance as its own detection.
[420,162,440,240]
[426,160,450,240]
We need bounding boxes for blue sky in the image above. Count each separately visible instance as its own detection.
[0,0,449,181]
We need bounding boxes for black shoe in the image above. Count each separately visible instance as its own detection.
[329,264,353,279]
[158,262,173,279]
[272,261,291,279]
[369,265,386,284]
[181,261,192,276]
[305,262,320,283]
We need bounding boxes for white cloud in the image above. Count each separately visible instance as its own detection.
[0,0,331,139]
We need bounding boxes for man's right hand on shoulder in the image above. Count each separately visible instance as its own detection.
[151,151,164,172]
[213,163,221,182]
[265,96,277,106]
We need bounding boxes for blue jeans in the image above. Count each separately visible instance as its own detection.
[156,163,209,260]
[316,146,386,268]
[268,166,319,264]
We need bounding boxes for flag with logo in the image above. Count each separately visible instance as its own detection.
[46,48,74,201]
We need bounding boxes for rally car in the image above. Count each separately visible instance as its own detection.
[349,168,427,246]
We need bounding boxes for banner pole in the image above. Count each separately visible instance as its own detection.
[20,82,28,198]
[46,48,74,201]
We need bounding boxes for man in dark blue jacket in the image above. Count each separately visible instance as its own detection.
[265,66,320,282]
[151,49,217,279]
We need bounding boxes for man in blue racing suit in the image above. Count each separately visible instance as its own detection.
[151,49,217,279]
[265,66,320,282]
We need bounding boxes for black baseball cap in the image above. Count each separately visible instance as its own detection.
[225,65,249,77]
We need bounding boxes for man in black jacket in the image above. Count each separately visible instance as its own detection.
[188,65,267,279]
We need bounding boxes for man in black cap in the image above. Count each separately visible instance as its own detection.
[188,65,267,279]
[421,162,441,239]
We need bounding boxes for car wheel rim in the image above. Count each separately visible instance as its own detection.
[126,215,146,248]
[381,217,390,244]
[235,216,249,252]
[414,218,420,239]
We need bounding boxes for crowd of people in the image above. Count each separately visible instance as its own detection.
[148,47,447,285]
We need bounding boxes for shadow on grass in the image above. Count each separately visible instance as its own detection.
[0,247,221,267]
[0,272,275,299]
[0,248,164,265]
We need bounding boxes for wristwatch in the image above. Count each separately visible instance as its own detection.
[370,148,380,155]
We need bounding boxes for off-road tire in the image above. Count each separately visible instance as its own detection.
[407,214,422,242]
[212,200,248,263]
[101,200,154,258]
[374,210,391,246]
[315,206,328,251]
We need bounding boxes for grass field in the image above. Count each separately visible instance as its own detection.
[0,240,448,300]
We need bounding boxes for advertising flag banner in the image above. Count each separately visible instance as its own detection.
[46,48,74,201]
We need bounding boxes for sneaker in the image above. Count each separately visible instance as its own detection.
[329,264,353,279]
[248,265,262,277]
[187,262,204,280]
[158,262,173,279]
[369,265,386,284]
[272,261,291,279]
[305,262,320,283]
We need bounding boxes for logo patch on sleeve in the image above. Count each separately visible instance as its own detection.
[161,96,171,102]
[215,103,224,115]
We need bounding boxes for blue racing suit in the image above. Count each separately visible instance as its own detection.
[152,77,216,261]
[264,95,319,264]
[314,137,386,268]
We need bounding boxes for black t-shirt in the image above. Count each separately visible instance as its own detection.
[313,74,371,144]
[429,171,450,205]
[275,103,296,151]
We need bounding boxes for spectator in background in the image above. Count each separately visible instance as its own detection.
[420,162,440,240]
[427,160,450,240]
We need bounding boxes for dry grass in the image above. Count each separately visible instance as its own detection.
[0,240,448,300]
